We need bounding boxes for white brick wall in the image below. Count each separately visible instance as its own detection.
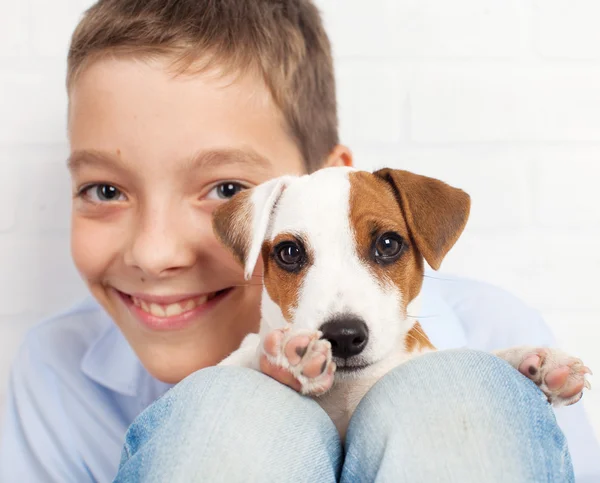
[0,0,599,442]
[534,0,600,59]
[410,65,600,143]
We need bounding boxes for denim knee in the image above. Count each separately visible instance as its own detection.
[372,348,548,403]
[118,366,342,482]
[123,365,339,460]
[342,349,573,483]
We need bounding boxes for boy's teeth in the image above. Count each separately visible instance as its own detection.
[165,304,183,317]
[182,299,196,311]
[150,303,166,317]
[132,293,215,318]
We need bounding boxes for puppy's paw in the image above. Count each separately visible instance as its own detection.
[498,347,592,407]
[261,328,335,396]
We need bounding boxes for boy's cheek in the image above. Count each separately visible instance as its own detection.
[70,216,120,281]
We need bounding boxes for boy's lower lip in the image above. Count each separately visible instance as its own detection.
[115,288,233,331]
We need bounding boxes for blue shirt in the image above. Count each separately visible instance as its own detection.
[1,273,599,482]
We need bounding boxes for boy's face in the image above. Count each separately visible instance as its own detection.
[67,57,340,384]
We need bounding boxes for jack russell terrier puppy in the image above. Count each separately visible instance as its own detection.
[213,166,592,437]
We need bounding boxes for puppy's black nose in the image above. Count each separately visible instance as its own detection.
[320,316,369,358]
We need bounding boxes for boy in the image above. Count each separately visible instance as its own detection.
[1,0,599,481]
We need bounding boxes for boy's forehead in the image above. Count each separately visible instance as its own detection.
[67,56,304,175]
[69,56,274,109]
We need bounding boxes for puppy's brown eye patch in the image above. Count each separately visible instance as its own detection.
[349,170,425,304]
[262,232,313,323]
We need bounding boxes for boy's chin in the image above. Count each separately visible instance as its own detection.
[122,315,257,385]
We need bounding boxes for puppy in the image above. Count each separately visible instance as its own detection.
[213,166,591,437]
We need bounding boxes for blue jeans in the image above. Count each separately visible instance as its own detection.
[113,350,574,482]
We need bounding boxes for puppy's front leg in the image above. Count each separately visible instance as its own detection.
[218,328,337,398]
[493,346,592,406]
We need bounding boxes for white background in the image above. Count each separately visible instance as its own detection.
[0,0,599,439]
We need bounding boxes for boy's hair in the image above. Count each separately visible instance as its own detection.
[67,0,338,172]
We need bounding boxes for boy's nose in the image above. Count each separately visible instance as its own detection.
[125,210,197,277]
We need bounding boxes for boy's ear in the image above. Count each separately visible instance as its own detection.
[373,168,471,270]
[323,144,353,168]
[212,176,295,280]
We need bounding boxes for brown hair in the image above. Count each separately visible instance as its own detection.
[67,0,338,172]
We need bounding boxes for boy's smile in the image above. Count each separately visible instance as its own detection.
[118,289,234,331]
[67,57,308,383]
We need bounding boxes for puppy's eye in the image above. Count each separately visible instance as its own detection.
[274,241,306,271]
[373,232,405,263]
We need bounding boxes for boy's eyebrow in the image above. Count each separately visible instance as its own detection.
[67,150,122,173]
[184,148,273,171]
[67,148,274,172]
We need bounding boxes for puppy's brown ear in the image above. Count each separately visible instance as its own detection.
[374,168,471,270]
[212,176,295,280]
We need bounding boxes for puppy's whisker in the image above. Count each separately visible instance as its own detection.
[406,314,441,319]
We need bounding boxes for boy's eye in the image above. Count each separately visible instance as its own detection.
[207,182,246,200]
[81,184,126,203]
